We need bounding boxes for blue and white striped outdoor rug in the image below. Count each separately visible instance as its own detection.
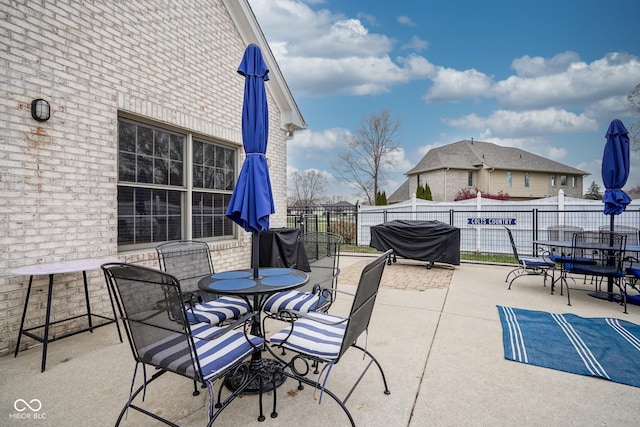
[497,305,640,388]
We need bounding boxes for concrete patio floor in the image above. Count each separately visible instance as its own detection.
[2,256,640,426]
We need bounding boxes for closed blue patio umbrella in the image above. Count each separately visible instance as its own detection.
[602,119,631,217]
[226,44,275,278]
[599,119,631,296]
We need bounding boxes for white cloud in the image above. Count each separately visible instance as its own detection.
[287,128,351,164]
[401,36,428,51]
[422,67,493,103]
[493,53,640,109]
[249,0,431,96]
[444,108,598,138]
[397,16,416,26]
[511,51,581,77]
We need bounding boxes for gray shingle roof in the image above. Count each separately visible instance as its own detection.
[406,140,589,176]
[388,178,410,203]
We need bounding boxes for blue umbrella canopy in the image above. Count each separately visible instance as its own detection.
[226,43,275,233]
[602,119,631,216]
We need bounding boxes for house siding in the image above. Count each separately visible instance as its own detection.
[1,0,289,355]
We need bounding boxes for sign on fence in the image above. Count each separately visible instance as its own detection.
[467,218,516,225]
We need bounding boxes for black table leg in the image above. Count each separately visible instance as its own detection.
[83,271,94,332]
[14,275,34,358]
[42,274,54,372]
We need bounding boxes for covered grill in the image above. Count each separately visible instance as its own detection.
[369,220,460,268]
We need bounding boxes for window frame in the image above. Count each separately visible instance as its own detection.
[116,115,238,251]
[506,171,512,187]
[524,172,530,188]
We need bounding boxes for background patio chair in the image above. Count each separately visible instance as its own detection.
[599,225,640,245]
[504,226,555,290]
[563,231,627,308]
[102,263,265,426]
[624,257,640,313]
[267,249,392,427]
[156,241,251,326]
[263,232,342,317]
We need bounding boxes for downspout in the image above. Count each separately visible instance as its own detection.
[443,167,450,201]
[487,168,495,194]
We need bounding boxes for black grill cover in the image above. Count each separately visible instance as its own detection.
[259,228,311,271]
[370,220,460,265]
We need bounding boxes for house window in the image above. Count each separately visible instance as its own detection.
[506,171,512,187]
[468,171,473,187]
[560,175,567,186]
[417,174,422,186]
[117,117,236,249]
[571,176,577,188]
[551,174,556,187]
[524,172,530,187]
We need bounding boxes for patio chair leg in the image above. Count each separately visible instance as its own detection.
[192,379,200,396]
[257,376,265,422]
[270,371,278,418]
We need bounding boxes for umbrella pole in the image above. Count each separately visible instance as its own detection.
[252,231,260,279]
[607,214,615,293]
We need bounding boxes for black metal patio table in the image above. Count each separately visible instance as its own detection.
[534,239,640,299]
[198,267,308,394]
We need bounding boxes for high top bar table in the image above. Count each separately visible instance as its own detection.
[12,257,123,372]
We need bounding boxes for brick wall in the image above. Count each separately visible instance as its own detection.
[0,0,289,355]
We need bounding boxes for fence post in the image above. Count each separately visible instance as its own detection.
[411,193,417,220]
[558,189,565,226]
[476,191,482,253]
[326,211,332,234]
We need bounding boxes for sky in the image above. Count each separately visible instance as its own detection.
[247,0,640,203]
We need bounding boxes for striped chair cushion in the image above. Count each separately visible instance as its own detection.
[138,322,262,380]
[263,290,325,314]
[186,296,251,325]
[269,312,347,360]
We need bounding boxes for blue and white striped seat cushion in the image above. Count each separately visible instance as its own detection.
[263,290,325,314]
[186,296,251,325]
[269,312,347,360]
[138,322,263,380]
[519,256,555,268]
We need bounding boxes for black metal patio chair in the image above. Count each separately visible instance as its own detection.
[156,241,251,326]
[263,232,342,317]
[266,249,392,426]
[563,231,627,308]
[504,226,555,290]
[102,262,266,426]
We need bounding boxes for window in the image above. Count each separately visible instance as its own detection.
[417,174,422,186]
[551,174,556,187]
[506,171,512,187]
[571,176,577,188]
[117,118,236,249]
[524,172,530,187]
[560,175,567,186]
[468,171,473,187]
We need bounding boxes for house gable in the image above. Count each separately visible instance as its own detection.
[402,140,589,201]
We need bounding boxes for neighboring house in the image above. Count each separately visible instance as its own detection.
[389,140,589,203]
[1,0,305,356]
[322,200,356,213]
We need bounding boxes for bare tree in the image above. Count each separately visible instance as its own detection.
[289,170,327,206]
[333,110,401,205]
[627,82,640,151]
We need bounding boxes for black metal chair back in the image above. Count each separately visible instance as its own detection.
[338,248,388,359]
[297,232,342,296]
[156,240,218,301]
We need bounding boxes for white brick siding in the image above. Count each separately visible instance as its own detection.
[0,0,290,355]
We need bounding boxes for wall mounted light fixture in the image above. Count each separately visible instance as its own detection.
[31,99,51,122]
